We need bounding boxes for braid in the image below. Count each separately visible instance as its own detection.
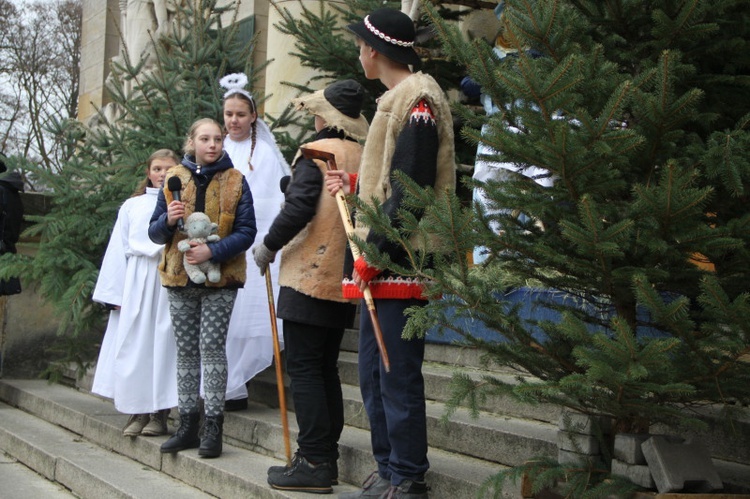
[250,121,257,158]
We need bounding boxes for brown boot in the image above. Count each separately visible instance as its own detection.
[141,408,170,436]
[122,413,150,437]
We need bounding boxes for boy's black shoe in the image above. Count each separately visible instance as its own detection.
[268,451,338,485]
[337,471,389,498]
[267,454,333,494]
[378,480,429,499]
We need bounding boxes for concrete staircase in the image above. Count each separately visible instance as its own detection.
[1,327,749,498]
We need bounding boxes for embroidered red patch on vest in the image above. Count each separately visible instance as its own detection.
[410,99,436,125]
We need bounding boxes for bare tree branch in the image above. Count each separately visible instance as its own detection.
[0,0,81,181]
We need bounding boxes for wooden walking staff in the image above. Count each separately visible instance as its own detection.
[300,146,391,373]
[264,269,292,466]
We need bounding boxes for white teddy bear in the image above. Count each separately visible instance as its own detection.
[177,212,221,284]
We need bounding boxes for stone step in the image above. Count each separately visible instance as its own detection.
[0,379,357,498]
[340,330,750,469]
[0,452,78,499]
[246,360,559,468]
[337,350,562,424]
[75,356,545,488]
[65,327,750,495]
[0,379,524,498]
[0,400,214,499]
[247,352,750,479]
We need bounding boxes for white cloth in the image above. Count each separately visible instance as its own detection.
[223,132,288,400]
[91,188,177,413]
[472,123,554,263]
[472,52,554,264]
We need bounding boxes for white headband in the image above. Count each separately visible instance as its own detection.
[219,73,255,102]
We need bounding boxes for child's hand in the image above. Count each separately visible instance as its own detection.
[185,242,212,265]
[252,243,277,276]
[167,200,185,227]
[325,170,349,196]
[353,269,367,292]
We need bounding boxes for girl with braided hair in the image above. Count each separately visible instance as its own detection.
[219,73,290,411]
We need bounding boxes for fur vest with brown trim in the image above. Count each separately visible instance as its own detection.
[158,165,247,288]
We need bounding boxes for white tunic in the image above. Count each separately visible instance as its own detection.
[224,132,288,400]
[473,54,554,264]
[91,188,178,413]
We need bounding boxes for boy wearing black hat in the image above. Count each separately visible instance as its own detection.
[326,8,456,499]
[253,79,369,494]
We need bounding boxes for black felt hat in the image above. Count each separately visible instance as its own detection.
[347,8,422,69]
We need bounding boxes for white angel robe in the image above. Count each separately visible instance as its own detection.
[472,48,555,263]
[224,131,288,400]
[91,187,178,414]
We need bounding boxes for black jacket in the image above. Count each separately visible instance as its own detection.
[0,170,24,295]
[0,171,23,254]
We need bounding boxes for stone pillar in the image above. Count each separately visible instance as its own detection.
[246,0,269,112]
[78,0,121,123]
[263,0,349,120]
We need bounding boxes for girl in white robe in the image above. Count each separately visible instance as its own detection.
[91,149,180,436]
[220,73,289,408]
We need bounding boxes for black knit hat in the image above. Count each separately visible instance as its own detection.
[324,79,365,119]
[347,8,422,69]
[292,80,369,141]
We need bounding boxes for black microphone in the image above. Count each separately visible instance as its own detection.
[167,176,184,231]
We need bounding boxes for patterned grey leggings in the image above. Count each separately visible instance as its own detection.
[166,287,237,417]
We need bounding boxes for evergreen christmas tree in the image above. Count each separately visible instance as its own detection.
[268,0,476,165]
[1,0,258,378]
[341,0,750,494]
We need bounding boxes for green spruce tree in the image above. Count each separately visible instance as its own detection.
[339,0,750,495]
[2,0,259,379]
[268,0,476,164]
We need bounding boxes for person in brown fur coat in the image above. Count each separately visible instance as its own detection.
[253,80,369,494]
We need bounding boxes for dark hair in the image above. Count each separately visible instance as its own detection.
[224,91,257,115]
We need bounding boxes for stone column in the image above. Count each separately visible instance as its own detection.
[263,0,349,121]
[77,0,122,122]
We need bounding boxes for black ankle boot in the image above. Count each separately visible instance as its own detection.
[160,411,201,453]
[198,414,224,458]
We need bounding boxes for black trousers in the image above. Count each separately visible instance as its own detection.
[283,320,345,463]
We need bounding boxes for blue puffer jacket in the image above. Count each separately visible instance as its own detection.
[148,151,257,264]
